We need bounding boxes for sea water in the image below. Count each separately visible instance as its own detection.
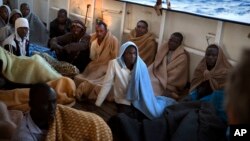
[123,0,250,25]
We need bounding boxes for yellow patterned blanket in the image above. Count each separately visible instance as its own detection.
[46,104,112,141]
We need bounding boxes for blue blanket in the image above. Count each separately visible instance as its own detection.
[118,41,176,120]
[189,89,227,122]
[29,43,56,58]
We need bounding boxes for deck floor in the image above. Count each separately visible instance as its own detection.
[72,99,117,122]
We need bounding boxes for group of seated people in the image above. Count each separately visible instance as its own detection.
[0,3,49,47]
[0,2,249,141]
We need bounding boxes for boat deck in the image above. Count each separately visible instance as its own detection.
[73,99,117,122]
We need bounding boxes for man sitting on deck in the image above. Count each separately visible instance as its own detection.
[126,20,157,66]
[49,9,71,38]
[2,17,29,56]
[50,20,90,72]
[95,41,176,121]
[74,20,119,100]
[0,5,11,45]
[20,3,49,46]
[148,32,189,100]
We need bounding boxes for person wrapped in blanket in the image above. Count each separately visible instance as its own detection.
[20,3,49,47]
[74,20,118,101]
[0,47,75,112]
[126,20,157,66]
[8,9,22,34]
[183,44,232,122]
[148,32,189,100]
[11,83,112,141]
[0,5,11,45]
[95,41,176,121]
[2,17,29,56]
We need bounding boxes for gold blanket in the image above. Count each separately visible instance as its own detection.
[0,47,61,84]
[46,104,112,141]
[0,77,76,111]
[74,31,118,101]
[128,29,157,66]
[75,31,118,84]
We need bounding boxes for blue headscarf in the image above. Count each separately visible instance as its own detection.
[118,41,176,119]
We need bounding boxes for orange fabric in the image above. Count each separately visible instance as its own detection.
[0,77,76,112]
[75,31,118,83]
[74,31,118,100]
[190,47,232,92]
[128,29,157,66]
[148,42,188,99]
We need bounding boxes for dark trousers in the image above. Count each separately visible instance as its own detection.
[116,104,148,121]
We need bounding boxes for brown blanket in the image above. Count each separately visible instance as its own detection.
[128,29,157,66]
[190,47,232,92]
[46,104,112,141]
[148,42,188,99]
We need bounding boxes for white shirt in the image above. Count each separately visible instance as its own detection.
[11,113,47,141]
[95,59,132,106]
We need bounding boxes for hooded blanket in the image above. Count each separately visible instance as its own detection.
[121,41,176,119]
[24,12,49,46]
[0,5,11,44]
[190,47,232,92]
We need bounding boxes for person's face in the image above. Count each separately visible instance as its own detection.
[57,12,67,24]
[205,47,219,70]
[30,88,57,123]
[10,13,21,25]
[20,4,30,17]
[0,7,9,22]
[17,27,29,39]
[135,21,148,37]
[123,46,137,67]
[95,24,107,42]
[71,24,85,36]
[168,34,182,51]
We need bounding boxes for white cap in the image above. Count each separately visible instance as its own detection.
[15,17,29,29]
